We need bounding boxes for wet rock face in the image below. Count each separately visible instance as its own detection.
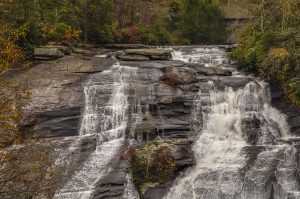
[242,114,261,145]
[31,107,81,137]
[21,54,115,137]
[92,160,129,199]
[240,145,300,199]
[270,82,300,136]
[17,46,300,199]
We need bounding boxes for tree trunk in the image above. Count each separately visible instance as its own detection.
[260,0,265,33]
[83,22,88,44]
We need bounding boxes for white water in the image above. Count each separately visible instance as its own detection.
[165,83,246,199]
[52,47,294,199]
[123,174,140,199]
[54,63,138,199]
[171,47,229,67]
[165,81,290,199]
[164,48,291,199]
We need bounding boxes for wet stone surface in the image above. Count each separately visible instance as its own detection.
[15,46,300,199]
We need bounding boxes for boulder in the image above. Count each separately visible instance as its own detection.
[34,47,64,60]
[123,48,172,60]
[44,45,72,55]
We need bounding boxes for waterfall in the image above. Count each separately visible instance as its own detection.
[51,46,297,199]
[164,47,293,199]
[54,63,138,199]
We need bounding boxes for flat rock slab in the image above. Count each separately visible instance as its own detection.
[19,55,115,137]
[117,54,150,61]
[102,44,150,49]
[186,63,232,76]
[123,48,172,60]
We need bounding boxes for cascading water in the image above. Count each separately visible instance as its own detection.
[164,47,296,199]
[51,46,298,199]
[171,46,229,66]
[123,174,140,199]
[54,63,138,199]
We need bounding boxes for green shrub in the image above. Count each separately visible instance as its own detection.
[90,24,114,44]
[52,23,69,41]
[231,31,274,72]
[287,78,300,105]
[260,48,290,80]
[231,0,300,105]
[130,140,176,194]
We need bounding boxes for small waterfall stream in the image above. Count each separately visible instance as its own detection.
[171,46,229,66]
[54,63,138,199]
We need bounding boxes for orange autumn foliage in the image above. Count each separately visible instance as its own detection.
[0,21,24,72]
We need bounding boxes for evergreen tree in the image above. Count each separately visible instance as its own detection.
[179,0,226,44]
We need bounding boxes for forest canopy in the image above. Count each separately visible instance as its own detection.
[0,0,226,48]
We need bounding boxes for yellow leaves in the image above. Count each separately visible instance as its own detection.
[0,77,30,148]
[0,0,15,8]
[65,26,81,41]
[269,47,289,58]
[263,47,290,81]
[0,142,55,198]
[0,77,56,198]
[41,24,56,38]
[0,21,23,72]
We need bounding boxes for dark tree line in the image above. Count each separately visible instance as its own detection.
[0,0,226,47]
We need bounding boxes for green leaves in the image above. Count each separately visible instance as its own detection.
[232,0,300,105]
[130,140,176,194]
[0,0,228,46]
[179,0,226,44]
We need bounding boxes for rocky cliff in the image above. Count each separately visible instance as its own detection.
[15,46,300,199]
